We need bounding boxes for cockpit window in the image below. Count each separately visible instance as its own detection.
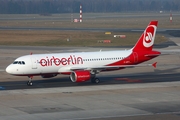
[13,61,25,65]
[13,61,18,64]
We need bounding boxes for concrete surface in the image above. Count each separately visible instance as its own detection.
[0,37,180,120]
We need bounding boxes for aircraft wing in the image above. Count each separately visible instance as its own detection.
[70,62,157,71]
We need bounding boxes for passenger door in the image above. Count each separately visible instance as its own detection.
[31,57,37,69]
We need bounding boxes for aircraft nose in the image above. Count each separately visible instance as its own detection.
[6,65,13,74]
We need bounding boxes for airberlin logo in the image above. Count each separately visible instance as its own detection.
[143,25,156,48]
[39,55,83,67]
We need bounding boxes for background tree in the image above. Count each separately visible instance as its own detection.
[0,0,179,14]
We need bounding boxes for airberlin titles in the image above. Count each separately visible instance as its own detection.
[39,55,83,67]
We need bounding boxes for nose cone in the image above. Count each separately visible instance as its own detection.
[6,65,13,74]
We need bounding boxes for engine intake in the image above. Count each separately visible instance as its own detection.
[70,70,91,82]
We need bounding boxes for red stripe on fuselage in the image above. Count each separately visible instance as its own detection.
[106,51,160,66]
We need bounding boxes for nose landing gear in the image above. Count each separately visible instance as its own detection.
[27,76,33,86]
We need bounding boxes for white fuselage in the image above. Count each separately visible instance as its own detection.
[6,50,132,76]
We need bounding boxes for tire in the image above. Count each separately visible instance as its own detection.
[27,81,33,86]
[91,78,100,84]
[94,78,100,84]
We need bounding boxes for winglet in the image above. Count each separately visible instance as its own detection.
[152,62,157,68]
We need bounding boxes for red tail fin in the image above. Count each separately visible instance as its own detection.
[132,21,158,52]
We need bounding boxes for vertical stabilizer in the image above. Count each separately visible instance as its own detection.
[132,21,158,52]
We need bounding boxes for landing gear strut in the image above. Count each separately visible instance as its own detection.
[27,76,33,86]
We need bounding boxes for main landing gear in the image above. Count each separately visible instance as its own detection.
[90,73,100,84]
[27,76,33,86]
[91,78,100,84]
[91,70,100,84]
[91,74,100,84]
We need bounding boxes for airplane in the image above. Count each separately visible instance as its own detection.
[6,21,161,86]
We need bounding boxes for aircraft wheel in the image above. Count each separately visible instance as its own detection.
[27,81,33,86]
[91,78,100,84]
[27,76,33,86]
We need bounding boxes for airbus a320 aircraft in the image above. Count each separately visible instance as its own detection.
[6,21,161,86]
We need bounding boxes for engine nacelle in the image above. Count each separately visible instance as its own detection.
[70,70,91,82]
[41,74,57,78]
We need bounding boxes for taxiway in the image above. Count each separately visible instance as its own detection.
[0,37,180,120]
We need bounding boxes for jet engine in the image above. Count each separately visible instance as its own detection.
[70,70,91,82]
[41,74,57,78]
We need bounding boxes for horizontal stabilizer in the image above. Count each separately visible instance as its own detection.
[152,62,157,68]
[145,54,160,57]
